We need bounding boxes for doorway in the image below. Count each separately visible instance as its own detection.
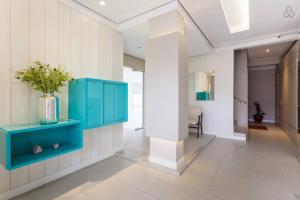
[234,41,297,144]
[119,66,148,161]
[123,66,144,133]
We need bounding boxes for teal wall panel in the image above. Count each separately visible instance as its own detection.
[103,82,116,124]
[115,84,128,122]
[69,79,87,127]
[86,80,103,128]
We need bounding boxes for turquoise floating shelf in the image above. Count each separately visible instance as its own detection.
[0,120,83,170]
[69,78,128,129]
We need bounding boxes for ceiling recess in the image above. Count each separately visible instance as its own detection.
[220,0,250,33]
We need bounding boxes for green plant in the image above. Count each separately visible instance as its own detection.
[16,60,73,95]
[254,102,266,116]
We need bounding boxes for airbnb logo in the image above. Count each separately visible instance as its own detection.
[284,5,295,18]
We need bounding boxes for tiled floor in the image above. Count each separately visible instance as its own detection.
[12,125,300,200]
[117,129,215,163]
[117,129,215,175]
[117,129,149,161]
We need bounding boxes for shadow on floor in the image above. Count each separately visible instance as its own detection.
[12,156,135,200]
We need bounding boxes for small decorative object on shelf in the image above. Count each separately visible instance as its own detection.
[16,61,73,125]
[33,145,43,155]
[53,143,60,149]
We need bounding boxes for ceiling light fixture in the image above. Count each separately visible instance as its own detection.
[220,0,249,34]
[99,1,106,6]
[266,49,270,53]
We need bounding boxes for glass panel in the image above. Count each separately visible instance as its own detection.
[123,67,144,132]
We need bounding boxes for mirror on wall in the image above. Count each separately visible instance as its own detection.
[189,71,215,101]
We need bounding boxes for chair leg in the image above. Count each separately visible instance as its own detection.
[197,124,200,138]
[200,123,203,135]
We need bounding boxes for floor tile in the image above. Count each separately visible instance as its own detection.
[10,125,300,200]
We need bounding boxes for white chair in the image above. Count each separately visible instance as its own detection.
[188,106,203,138]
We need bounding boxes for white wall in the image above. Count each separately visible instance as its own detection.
[234,50,248,126]
[0,0,123,199]
[189,50,236,139]
[278,41,299,144]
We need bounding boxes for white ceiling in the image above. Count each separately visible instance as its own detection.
[247,41,295,67]
[123,23,148,59]
[73,0,300,59]
[122,18,213,59]
[248,41,294,60]
[182,0,300,47]
[74,0,174,24]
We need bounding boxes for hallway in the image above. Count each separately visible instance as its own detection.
[12,126,300,200]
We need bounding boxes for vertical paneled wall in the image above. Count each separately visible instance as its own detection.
[0,0,124,197]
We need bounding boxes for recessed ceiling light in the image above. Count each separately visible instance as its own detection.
[99,1,106,6]
[266,49,270,53]
[220,0,249,33]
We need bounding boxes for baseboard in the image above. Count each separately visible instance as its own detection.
[216,134,246,141]
[248,119,275,123]
[148,155,185,170]
[235,121,248,127]
[199,131,246,142]
[0,147,124,200]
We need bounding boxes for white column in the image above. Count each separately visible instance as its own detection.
[145,10,188,170]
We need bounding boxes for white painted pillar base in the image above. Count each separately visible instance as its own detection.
[148,138,184,170]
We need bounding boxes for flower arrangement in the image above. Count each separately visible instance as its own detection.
[16,60,72,94]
